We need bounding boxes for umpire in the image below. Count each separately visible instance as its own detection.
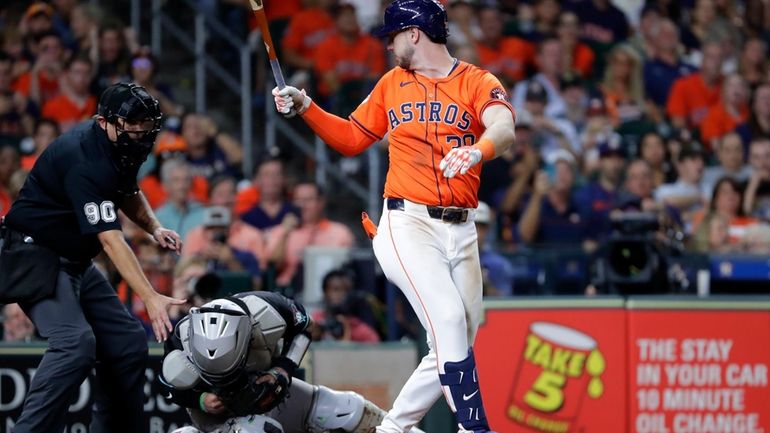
[0,83,185,433]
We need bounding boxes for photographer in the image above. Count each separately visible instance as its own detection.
[311,268,381,343]
[517,149,587,247]
[190,206,261,281]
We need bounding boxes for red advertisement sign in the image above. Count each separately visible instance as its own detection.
[628,307,770,433]
[475,302,627,433]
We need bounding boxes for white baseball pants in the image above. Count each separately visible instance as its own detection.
[372,199,483,433]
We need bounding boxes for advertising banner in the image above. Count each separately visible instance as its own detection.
[627,299,770,433]
[0,347,189,433]
[475,299,627,433]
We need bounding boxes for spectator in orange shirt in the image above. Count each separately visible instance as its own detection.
[667,41,724,130]
[21,118,58,170]
[700,74,750,149]
[267,182,355,287]
[139,149,209,209]
[0,145,20,216]
[691,177,758,250]
[313,3,385,111]
[42,56,96,133]
[600,44,646,126]
[282,0,336,72]
[556,11,595,79]
[475,5,534,88]
[13,31,64,107]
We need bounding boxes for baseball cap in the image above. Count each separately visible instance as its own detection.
[560,72,583,90]
[154,131,187,155]
[475,202,492,225]
[203,206,232,227]
[545,149,576,167]
[25,3,54,20]
[516,109,533,130]
[598,133,625,158]
[525,81,548,102]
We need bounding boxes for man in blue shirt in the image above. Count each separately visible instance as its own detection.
[517,150,587,246]
[575,134,626,241]
[153,158,205,240]
[643,19,696,107]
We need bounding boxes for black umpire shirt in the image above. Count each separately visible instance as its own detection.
[5,120,140,262]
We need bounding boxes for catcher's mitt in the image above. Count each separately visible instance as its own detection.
[221,370,290,416]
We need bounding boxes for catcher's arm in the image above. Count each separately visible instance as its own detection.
[157,328,208,409]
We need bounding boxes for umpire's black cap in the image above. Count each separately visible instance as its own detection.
[98,82,161,126]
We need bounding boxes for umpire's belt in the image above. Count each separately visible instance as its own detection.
[387,198,470,223]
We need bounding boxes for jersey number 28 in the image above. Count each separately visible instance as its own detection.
[446,134,476,148]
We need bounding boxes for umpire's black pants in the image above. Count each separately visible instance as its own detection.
[14,260,148,433]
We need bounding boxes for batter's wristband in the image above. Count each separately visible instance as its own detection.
[474,138,496,161]
[199,393,207,413]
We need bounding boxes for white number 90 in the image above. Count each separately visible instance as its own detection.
[84,201,116,225]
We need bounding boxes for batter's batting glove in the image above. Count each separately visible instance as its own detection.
[440,147,483,178]
[272,86,311,118]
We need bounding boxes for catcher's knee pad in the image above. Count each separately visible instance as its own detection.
[308,386,385,433]
[439,349,491,433]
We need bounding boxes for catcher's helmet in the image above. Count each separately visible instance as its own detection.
[188,298,252,387]
[373,0,448,43]
[97,82,162,172]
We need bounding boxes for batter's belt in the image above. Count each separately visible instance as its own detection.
[386,198,470,223]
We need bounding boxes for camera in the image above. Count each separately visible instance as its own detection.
[594,212,670,295]
[321,316,345,339]
[213,231,228,245]
[187,272,222,300]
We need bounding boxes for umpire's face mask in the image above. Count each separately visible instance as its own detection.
[111,118,160,173]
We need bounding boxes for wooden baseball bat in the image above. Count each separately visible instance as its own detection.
[248,0,287,89]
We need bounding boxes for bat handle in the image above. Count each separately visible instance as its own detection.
[270,59,286,90]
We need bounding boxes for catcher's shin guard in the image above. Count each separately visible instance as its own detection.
[439,349,491,433]
[307,385,428,433]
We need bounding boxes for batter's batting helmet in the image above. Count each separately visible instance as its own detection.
[374,0,448,44]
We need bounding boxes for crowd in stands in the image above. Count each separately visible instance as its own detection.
[4,0,770,340]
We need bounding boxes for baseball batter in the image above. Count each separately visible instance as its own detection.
[273,1,516,432]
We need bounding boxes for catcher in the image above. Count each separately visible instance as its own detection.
[160,291,425,433]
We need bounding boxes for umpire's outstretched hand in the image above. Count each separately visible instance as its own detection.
[146,293,187,342]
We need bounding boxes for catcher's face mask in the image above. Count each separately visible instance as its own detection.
[187,299,252,388]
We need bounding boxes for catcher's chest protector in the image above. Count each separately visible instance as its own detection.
[241,295,288,372]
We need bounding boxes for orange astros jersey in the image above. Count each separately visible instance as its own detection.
[349,61,513,208]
